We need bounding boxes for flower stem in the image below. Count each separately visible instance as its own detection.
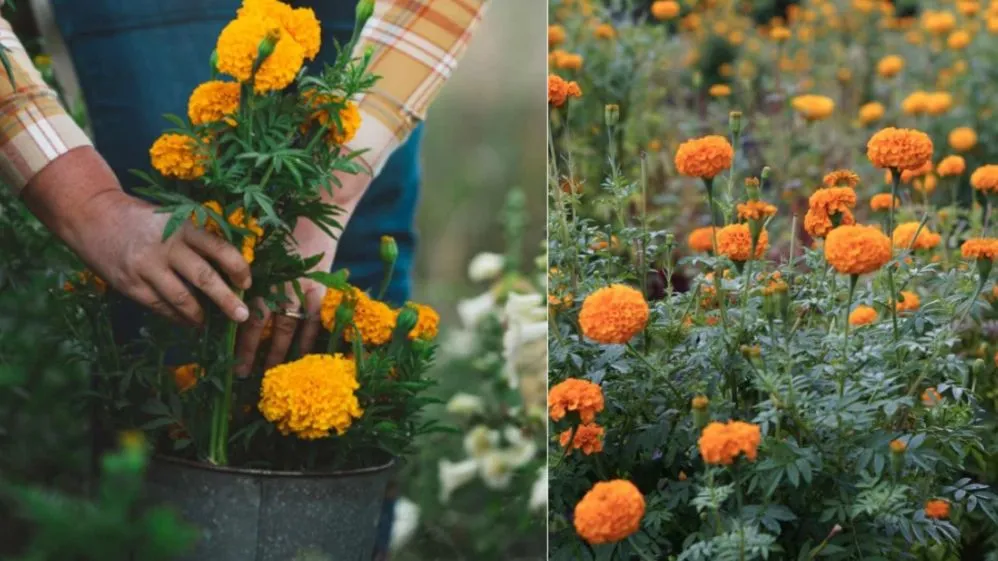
[842,275,858,395]
[208,289,243,465]
[705,180,729,330]
[626,344,683,403]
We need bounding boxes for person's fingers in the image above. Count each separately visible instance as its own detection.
[169,245,249,323]
[263,313,300,371]
[182,225,253,291]
[123,283,189,326]
[297,287,326,356]
[234,298,270,378]
[139,266,206,325]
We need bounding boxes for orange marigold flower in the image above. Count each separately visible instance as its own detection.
[63,270,108,295]
[574,480,645,545]
[922,387,943,406]
[674,135,734,179]
[949,126,977,151]
[579,285,650,344]
[948,29,972,49]
[549,24,566,47]
[867,128,934,171]
[937,155,966,177]
[890,439,907,454]
[698,420,762,465]
[893,290,921,313]
[870,193,900,211]
[925,499,951,519]
[848,305,878,326]
[971,164,998,194]
[925,92,953,115]
[804,187,857,238]
[549,378,604,424]
[560,423,605,455]
[594,23,616,39]
[688,226,716,253]
[303,92,362,146]
[893,222,941,250]
[709,83,732,97]
[552,50,584,71]
[961,238,998,260]
[824,224,892,275]
[150,133,207,180]
[406,302,440,341]
[877,54,905,77]
[859,101,885,125]
[716,224,768,262]
[770,26,791,41]
[173,363,204,393]
[736,200,777,221]
[549,74,583,107]
[791,94,835,121]
[188,80,241,125]
[901,91,929,115]
[651,0,681,20]
[823,169,861,188]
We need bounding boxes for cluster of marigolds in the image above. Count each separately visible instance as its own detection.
[547,121,997,545]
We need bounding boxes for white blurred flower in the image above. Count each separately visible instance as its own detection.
[389,497,421,552]
[505,292,547,324]
[468,252,505,282]
[438,458,479,503]
[479,449,516,490]
[503,425,538,468]
[446,393,485,417]
[463,424,499,459]
[501,292,547,389]
[441,329,477,358]
[457,291,496,328]
[529,468,548,512]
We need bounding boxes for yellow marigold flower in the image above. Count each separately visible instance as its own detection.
[770,26,791,41]
[238,0,321,60]
[958,1,980,16]
[549,378,604,424]
[188,80,241,125]
[893,222,941,250]
[674,135,734,179]
[848,305,878,326]
[651,0,681,20]
[346,292,397,346]
[867,127,934,171]
[870,193,900,211]
[716,224,768,262]
[549,24,566,47]
[949,127,978,152]
[708,83,732,98]
[63,270,108,295]
[901,91,929,115]
[216,15,304,93]
[923,11,956,34]
[579,285,649,344]
[594,23,615,39]
[925,92,953,115]
[859,101,885,125]
[688,226,716,253]
[791,94,835,121]
[961,238,998,260]
[937,155,967,177]
[971,164,998,194]
[824,224,892,276]
[548,74,583,108]
[889,439,907,453]
[573,480,645,545]
[922,387,943,406]
[173,363,204,393]
[877,55,905,78]
[925,499,951,519]
[947,29,972,49]
[552,50,584,71]
[698,420,762,465]
[590,234,620,251]
[227,207,265,263]
[303,92,362,146]
[823,169,860,188]
[559,423,605,455]
[737,200,777,221]
[150,133,207,180]
[258,354,363,439]
[406,302,440,341]
[893,290,921,313]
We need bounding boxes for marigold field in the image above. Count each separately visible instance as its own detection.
[547,0,998,559]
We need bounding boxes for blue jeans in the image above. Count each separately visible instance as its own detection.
[52,1,416,556]
[51,0,420,308]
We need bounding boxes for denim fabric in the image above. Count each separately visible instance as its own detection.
[50,0,419,311]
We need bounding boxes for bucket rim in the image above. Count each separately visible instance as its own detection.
[151,453,396,479]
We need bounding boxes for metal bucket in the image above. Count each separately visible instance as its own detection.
[145,455,395,561]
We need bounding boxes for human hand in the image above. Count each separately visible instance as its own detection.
[22,147,252,325]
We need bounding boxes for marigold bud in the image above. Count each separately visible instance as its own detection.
[889,439,907,454]
[605,104,620,127]
[356,0,375,26]
[257,30,279,64]
[729,110,743,137]
[692,395,710,410]
[210,50,219,74]
[335,300,354,327]
[396,305,420,334]
[380,235,399,265]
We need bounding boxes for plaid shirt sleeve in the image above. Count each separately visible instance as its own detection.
[345,0,489,177]
[0,12,91,195]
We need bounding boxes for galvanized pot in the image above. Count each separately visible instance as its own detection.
[145,455,395,561]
